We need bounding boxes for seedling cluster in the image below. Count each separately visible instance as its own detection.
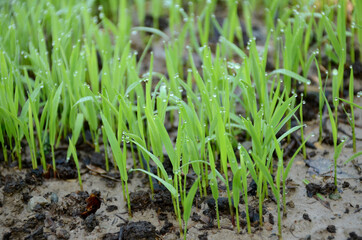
[0,0,361,239]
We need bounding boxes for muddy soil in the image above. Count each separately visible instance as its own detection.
[0,105,362,240]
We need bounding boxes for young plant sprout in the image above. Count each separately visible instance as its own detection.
[0,0,358,238]
[68,139,83,191]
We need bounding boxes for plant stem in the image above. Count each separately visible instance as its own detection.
[51,145,56,177]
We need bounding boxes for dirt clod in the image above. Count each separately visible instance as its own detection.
[286,201,295,208]
[206,197,231,214]
[84,213,99,232]
[120,221,156,240]
[106,205,118,212]
[269,213,274,225]
[25,168,44,186]
[198,232,208,240]
[326,224,336,233]
[3,176,26,195]
[347,232,362,240]
[55,191,89,217]
[159,220,173,235]
[342,181,350,188]
[102,233,119,240]
[306,182,337,197]
[129,190,151,211]
[303,213,312,222]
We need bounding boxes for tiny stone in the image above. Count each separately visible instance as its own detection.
[342,181,350,188]
[50,193,59,203]
[303,213,311,222]
[268,213,274,225]
[348,232,361,240]
[286,201,295,208]
[327,225,336,233]
[264,222,273,231]
[28,196,48,211]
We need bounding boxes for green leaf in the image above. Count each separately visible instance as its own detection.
[344,151,362,165]
[127,134,170,183]
[131,26,170,40]
[100,113,127,181]
[131,168,177,197]
[232,168,242,208]
[183,177,200,225]
[269,69,311,84]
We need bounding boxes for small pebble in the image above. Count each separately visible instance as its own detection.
[327,225,336,233]
[303,213,311,222]
[286,201,295,208]
[28,196,48,211]
[264,222,273,231]
[50,192,59,203]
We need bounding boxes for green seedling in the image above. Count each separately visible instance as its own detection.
[208,143,220,228]
[183,177,200,240]
[68,139,83,191]
[322,92,345,187]
[49,83,63,177]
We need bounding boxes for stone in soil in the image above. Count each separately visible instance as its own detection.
[303,213,312,222]
[28,196,49,211]
[326,224,336,233]
[342,181,350,188]
[347,232,362,240]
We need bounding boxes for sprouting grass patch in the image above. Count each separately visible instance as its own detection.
[0,1,358,239]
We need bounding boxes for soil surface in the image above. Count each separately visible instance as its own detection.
[0,106,362,240]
